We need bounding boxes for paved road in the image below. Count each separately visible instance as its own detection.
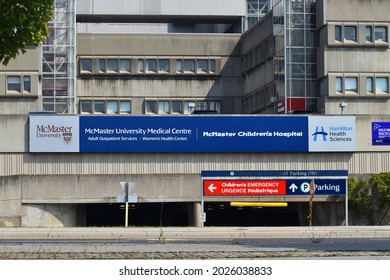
[0,226,389,259]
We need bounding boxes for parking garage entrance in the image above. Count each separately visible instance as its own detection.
[83,170,348,227]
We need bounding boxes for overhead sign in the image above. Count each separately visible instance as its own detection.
[202,170,348,197]
[203,179,346,196]
[29,116,356,153]
[286,179,346,195]
[203,180,286,196]
[372,122,390,145]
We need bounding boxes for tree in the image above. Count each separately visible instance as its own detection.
[348,174,390,225]
[369,173,390,225]
[0,0,53,65]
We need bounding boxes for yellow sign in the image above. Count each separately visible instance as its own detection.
[230,202,288,207]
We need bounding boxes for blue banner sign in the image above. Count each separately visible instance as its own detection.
[372,122,390,145]
[79,116,308,152]
[285,179,347,195]
[29,115,356,153]
[201,170,349,178]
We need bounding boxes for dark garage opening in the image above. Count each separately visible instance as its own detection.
[85,202,301,227]
[204,202,300,226]
[86,202,190,227]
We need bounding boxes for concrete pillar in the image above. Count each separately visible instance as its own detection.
[22,204,78,227]
[191,202,202,227]
[0,176,22,227]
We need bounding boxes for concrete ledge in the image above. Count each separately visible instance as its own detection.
[0,226,389,240]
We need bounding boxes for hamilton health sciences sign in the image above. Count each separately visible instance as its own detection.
[29,115,356,153]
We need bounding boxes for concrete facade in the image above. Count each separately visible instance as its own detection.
[243,0,390,114]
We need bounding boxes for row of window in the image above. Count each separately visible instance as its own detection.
[5,75,31,94]
[79,57,219,76]
[334,76,389,96]
[79,99,221,115]
[242,38,273,73]
[80,99,132,114]
[242,84,272,113]
[332,24,388,45]
[145,100,221,114]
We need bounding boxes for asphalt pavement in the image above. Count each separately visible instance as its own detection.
[0,226,389,259]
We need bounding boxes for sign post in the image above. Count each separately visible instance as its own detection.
[119,182,135,228]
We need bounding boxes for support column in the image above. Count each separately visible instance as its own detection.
[191,202,202,227]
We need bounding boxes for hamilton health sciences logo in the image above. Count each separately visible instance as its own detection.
[312,126,328,142]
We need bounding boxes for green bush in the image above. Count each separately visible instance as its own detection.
[348,174,390,225]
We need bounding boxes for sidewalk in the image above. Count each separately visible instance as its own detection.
[0,226,389,240]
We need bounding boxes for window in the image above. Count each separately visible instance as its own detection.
[335,26,342,41]
[172,101,182,113]
[81,100,93,114]
[137,59,144,73]
[145,59,157,73]
[197,60,208,73]
[94,100,105,114]
[176,60,183,73]
[376,77,389,93]
[23,76,31,93]
[159,59,169,72]
[336,77,342,92]
[7,76,21,92]
[80,59,92,72]
[107,59,118,72]
[145,101,157,113]
[197,101,208,110]
[344,26,357,41]
[367,77,374,93]
[209,101,221,113]
[119,59,131,73]
[184,101,196,114]
[365,26,373,42]
[99,59,106,72]
[107,101,118,114]
[209,60,216,74]
[158,101,170,114]
[119,101,131,114]
[183,59,195,73]
[375,26,387,42]
[345,77,358,93]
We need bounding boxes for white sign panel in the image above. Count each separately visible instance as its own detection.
[308,116,356,152]
[29,116,80,152]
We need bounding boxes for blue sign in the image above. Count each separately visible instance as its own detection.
[286,179,347,195]
[372,122,390,145]
[29,115,356,153]
[79,116,308,153]
[201,170,348,178]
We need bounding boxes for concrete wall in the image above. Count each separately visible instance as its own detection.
[76,34,243,114]
[0,176,22,227]
[0,48,42,115]
[320,0,390,23]
[22,204,79,227]
[241,13,274,113]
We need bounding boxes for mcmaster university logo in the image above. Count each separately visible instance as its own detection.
[312,126,327,142]
[35,124,73,145]
[62,132,73,145]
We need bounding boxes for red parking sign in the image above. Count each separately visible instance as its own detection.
[203,180,286,196]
